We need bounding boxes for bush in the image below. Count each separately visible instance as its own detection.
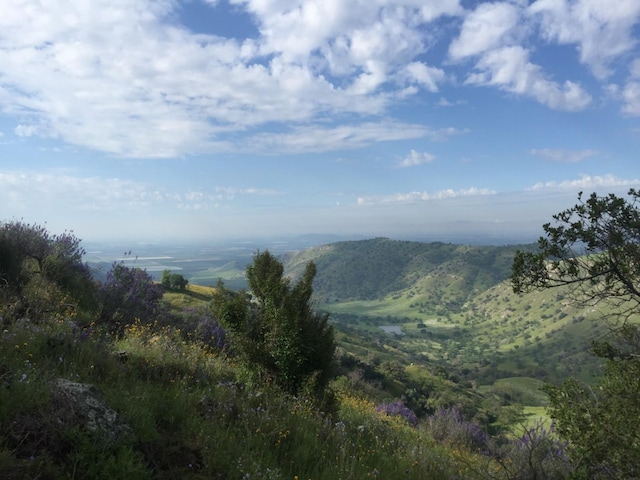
[0,221,95,324]
[213,251,335,397]
[160,270,188,291]
[376,400,418,427]
[488,420,573,480]
[97,263,165,335]
[424,406,488,451]
[177,307,227,351]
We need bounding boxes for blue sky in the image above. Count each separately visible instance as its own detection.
[1,0,639,243]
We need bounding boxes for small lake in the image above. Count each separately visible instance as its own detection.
[379,325,404,335]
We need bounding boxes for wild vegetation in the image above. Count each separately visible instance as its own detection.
[512,189,640,478]
[1,189,638,478]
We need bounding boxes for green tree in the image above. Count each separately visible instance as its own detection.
[511,190,640,478]
[213,250,335,396]
[161,269,188,290]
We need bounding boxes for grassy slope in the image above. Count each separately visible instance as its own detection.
[0,249,584,479]
[0,308,500,480]
[166,240,628,433]
[282,238,521,305]
[279,238,634,409]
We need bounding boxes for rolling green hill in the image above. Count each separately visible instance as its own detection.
[162,238,631,429]
[282,237,527,306]
[280,237,633,393]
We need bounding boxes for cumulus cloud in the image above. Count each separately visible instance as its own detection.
[399,62,446,92]
[449,2,521,59]
[447,1,594,111]
[0,0,472,158]
[397,149,435,167]
[529,0,640,80]
[621,82,640,116]
[0,0,638,158]
[531,148,598,163]
[466,46,592,111]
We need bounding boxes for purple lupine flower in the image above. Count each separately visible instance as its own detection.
[376,400,419,427]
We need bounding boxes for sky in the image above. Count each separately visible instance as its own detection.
[1,0,640,245]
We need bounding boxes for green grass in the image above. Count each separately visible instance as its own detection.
[162,284,217,313]
[188,262,247,288]
[1,317,492,479]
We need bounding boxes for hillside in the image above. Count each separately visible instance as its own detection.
[1,276,573,480]
[282,237,526,306]
[1,225,625,479]
[279,238,626,388]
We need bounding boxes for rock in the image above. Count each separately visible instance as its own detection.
[49,378,130,441]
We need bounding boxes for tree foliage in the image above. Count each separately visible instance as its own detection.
[0,221,95,322]
[161,269,188,290]
[511,189,640,319]
[98,262,165,335]
[511,190,640,478]
[213,250,335,396]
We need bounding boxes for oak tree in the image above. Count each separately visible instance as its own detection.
[511,190,640,478]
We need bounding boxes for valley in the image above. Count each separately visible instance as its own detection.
[86,236,622,424]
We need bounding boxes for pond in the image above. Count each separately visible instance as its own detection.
[379,325,404,335]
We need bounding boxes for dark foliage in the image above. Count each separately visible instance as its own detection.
[97,263,165,335]
[178,307,227,350]
[160,269,188,291]
[376,400,418,427]
[512,189,640,478]
[213,251,336,397]
[0,221,95,323]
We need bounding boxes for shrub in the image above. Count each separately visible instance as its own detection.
[488,419,573,480]
[97,263,165,335]
[178,307,227,351]
[0,221,95,324]
[376,400,418,427]
[213,251,335,398]
[424,406,488,452]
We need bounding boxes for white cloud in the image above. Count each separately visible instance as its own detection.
[630,59,640,79]
[0,0,468,157]
[14,124,39,137]
[446,2,595,111]
[418,1,464,22]
[0,171,159,212]
[247,121,463,154]
[399,62,446,92]
[621,82,640,116]
[529,174,639,191]
[449,2,521,59]
[529,0,640,79]
[437,97,466,107]
[0,0,637,160]
[357,187,495,205]
[397,149,435,167]
[0,170,281,217]
[466,46,592,111]
[530,148,598,163]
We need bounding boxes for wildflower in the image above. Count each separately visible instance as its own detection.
[376,400,418,427]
